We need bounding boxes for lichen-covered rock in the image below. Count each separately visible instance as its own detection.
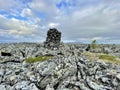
[12,81,39,90]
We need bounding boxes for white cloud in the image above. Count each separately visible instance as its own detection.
[21,8,41,24]
[0,0,26,16]
[0,15,37,36]
[48,23,59,28]
[29,0,46,11]
[28,0,60,18]
[21,8,33,17]
[55,2,120,42]
[0,0,15,10]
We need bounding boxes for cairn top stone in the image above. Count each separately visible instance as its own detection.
[44,28,61,49]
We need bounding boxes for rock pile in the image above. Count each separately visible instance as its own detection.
[44,28,61,49]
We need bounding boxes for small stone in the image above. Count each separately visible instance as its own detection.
[112,78,119,86]
[0,69,5,76]
[5,70,12,75]
[45,84,54,90]
[116,74,120,80]
[13,81,30,89]
[10,76,15,81]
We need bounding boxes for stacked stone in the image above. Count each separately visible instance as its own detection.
[44,28,61,49]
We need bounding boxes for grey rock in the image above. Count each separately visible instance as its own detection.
[116,74,120,80]
[12,81,39,90]
[36,61,57,76]
[5,70,13,75]
[26,71,37,82]
[117,83,120,90]
[86,78,112,90]
[112,78,119,86]
[99,77,111,84]
[74,81,91,90]
[0,69,5,76]
[39,76,52,88]
[45,84,54,90]
[0,84,12,90]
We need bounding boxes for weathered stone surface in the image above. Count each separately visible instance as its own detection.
[0,84,12,90]
[0,43,120,90]
[12,81,39,90]
[45,84,54,90]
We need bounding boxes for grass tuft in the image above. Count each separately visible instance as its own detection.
[26,55,53,63]
[82,52,120,65]
[99,54,115,61]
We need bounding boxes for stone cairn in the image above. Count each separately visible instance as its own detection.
[44,28,61,49]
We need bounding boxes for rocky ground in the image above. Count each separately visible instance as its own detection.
[0,43,120,90]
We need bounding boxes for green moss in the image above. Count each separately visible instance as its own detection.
[98,54,120,65]
[82,52,120,65]
[26,55,53,63]
[99,54,116,61]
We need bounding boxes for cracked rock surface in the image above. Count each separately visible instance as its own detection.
[0,43,120,90]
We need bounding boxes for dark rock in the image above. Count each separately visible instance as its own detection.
[44,54,54,57]
[1,52,12,56]
[44,28,61,49]
[85,44,91,51]
[20,50,25,57]
[57,52,64,56]
[1,60,21,64]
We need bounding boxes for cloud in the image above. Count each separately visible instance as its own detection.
[55,2,120,42]
[0,0,27,16]
[0,0,16,10]
[21,8,33,17]
[28,0,60,19]
[21,8,41,24]
[48,22,59,28]
[0,15,37,36]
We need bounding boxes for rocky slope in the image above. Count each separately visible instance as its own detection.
[0,43,120,90]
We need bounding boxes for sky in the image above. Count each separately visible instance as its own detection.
[0,0,120,44]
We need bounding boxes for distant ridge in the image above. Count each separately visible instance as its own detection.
[0,40,120,44]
